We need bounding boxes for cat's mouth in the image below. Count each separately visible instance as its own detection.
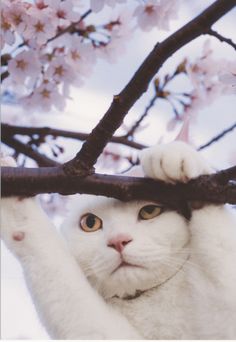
[111,253,191,301]
[111,261,144,275]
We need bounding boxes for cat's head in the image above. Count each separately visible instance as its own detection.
[61,194,190,299]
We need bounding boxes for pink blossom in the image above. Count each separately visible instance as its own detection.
[134,0,180,32]
[46,56,76,84]
[1,4,15,47]
[97,11,133,63]
[24,7,57,45]
[8,50,41,83]
[23,81,66,111]
[185,40,234,107]
[35,0,49,10]
[7,2,29,34]
[66,36,96,76]
[90,0,126,13]
[46,0,80,27]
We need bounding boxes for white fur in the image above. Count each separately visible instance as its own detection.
[1,142,236,339]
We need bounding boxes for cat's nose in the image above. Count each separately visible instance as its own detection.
[107,234,133,253]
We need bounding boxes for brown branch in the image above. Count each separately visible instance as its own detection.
[2,166,236,219]
[1,135,59,167]
[63,0,236,176]
[1,123,146,150]
[2,120,235,166]
[207,28,236,50]
[1,71,9,82]
[198,122,236,150]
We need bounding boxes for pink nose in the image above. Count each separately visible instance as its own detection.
[107,234,133,253]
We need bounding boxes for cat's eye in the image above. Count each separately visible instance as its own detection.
[138,205,163,220]
[80,213,103,232]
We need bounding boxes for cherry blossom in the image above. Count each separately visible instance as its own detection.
[46,56,76,84]
[24,7,57,45]
[46,0,80,27]
[2,0,232,116]
[1,4,15,47]
[134,0,180,32]
[66,36,96,77]
[6,1,29,34]
[22,81,66,111]
[185,40,233,105]
[97,11,133,63]
[8,50,41,83]
[90,0,126,13]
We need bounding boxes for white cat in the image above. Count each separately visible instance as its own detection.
[1,141,236,339]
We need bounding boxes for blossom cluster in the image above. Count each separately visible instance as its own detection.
[164,40,236,139]
[186,40,236,103]
[1,0,181,112]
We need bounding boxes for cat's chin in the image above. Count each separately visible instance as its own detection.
[101,266,161,300]
[100,252,191,300]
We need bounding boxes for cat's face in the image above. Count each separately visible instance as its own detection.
[61,195,190,299]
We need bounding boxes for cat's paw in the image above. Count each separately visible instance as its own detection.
[1,155,37,249]
[139,141,212,183]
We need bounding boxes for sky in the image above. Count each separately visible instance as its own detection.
[1,0,236,339]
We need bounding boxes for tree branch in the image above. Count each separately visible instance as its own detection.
[207,28,236,50]
[2,119,236,166]
[125,94,158,138]
[1,135,59,167]
[1,123,146,150]
[198,122,236,150]
[1,70,9,82]
[62,0,236,176]
[2,119,236,167]
[2,166,236,219]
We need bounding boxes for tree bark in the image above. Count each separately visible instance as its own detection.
[2,166,236,217]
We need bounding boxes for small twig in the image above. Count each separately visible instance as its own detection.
[1,123,146,150]
[47,9,92,43]
[2,121,236,165]
[1,71,9,82]
[207,28,236,50]
[125,64,187,139]
[198,122,236,150]
[125,94,158,138]
[1,135,59,167]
